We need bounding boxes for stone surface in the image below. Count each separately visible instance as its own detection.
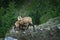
[5,17,60,40]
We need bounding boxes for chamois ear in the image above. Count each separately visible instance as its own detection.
[18,16,22,21]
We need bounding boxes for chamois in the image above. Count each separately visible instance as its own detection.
[14,16,35,32]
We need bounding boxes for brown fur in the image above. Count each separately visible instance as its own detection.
[15,16,33,31]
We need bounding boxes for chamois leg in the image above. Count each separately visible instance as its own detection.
[14,26,16,30]
[29,23,35,32]
[32,24,35,32]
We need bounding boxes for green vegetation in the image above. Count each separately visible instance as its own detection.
[0,0,60,37]
[0,1,16,37]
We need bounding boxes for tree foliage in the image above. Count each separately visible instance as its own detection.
[0,2,16,37]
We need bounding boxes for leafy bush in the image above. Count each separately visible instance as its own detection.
[40,13,53,24]
[0,2,16,38]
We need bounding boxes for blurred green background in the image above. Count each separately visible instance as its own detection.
[0,0,60,38]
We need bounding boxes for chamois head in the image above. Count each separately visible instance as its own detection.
[18,16,22,21]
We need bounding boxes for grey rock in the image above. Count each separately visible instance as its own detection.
[5,17,60,40]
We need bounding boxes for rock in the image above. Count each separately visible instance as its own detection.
[5,36,17,40]
[5,17,60,40]
[0,38,4,40]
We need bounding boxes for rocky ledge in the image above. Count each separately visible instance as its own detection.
[5,17,60,40]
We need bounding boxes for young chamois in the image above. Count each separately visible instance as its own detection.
[14,16,35,32]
